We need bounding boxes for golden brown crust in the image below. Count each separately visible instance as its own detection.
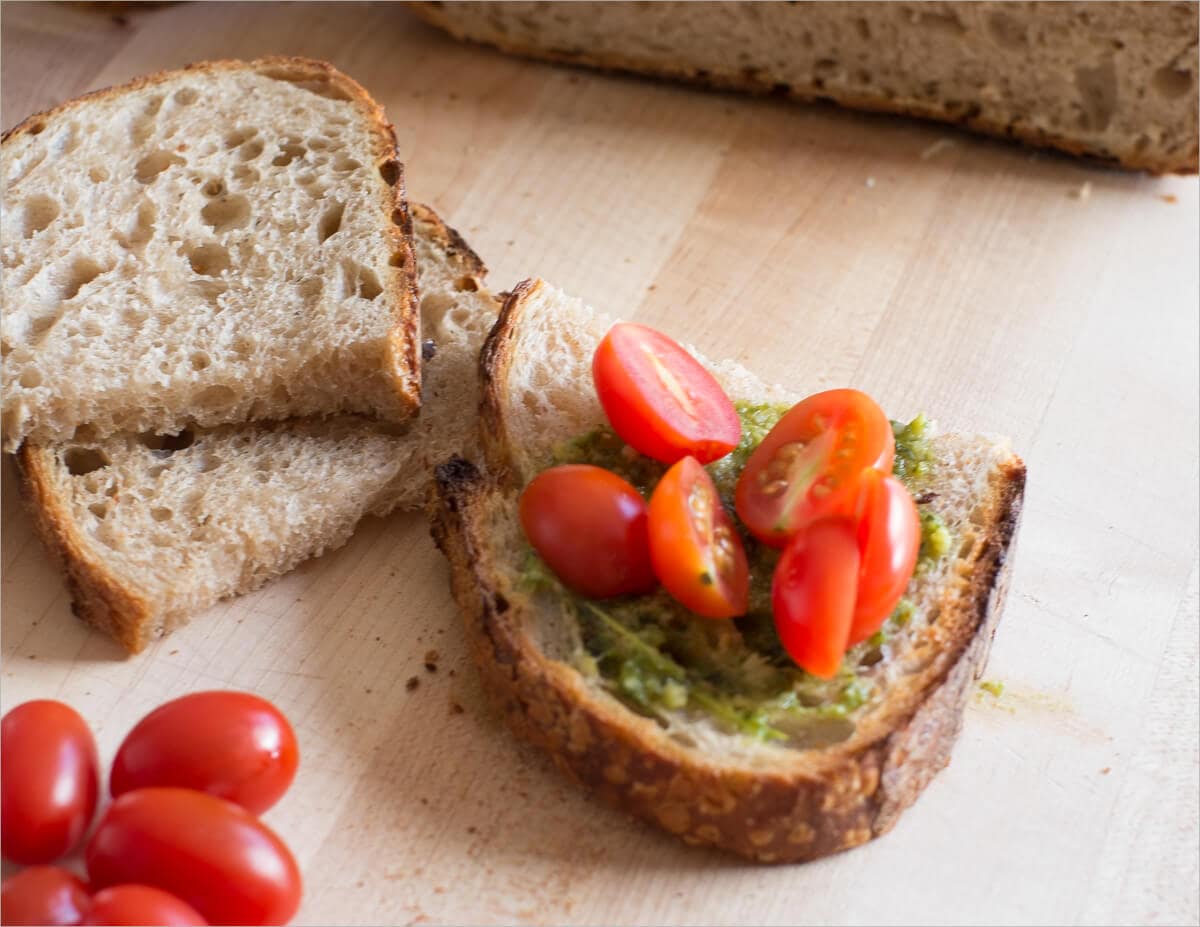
[3,56,423,426]
[13,446,155,654]
[429,283,1028,861]
[410,202,489,280]
[409,2,1198,175]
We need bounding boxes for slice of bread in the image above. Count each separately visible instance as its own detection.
[1,56,421,452]
[14,204,499,653]
[430,279,1026,862]
[410,1,1199,173]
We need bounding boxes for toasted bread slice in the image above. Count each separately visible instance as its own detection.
[2,57,420,451]
[410,1,1199,174]
[430,279,1026,862]
[15,205,499,653]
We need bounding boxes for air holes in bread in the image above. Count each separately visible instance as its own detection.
[62,258,105,300]
[232,165,259,186]
[196,384,236,410]
[259,68,354,102]
[454,275,479,292]
[1075,58,1118,131]
[173,87,199,106]
[391,208,406,227]
[117,201,156,252]
[202,179,226,197]
[297,277,322,302]
[239,138,265,161]
[333,154,362,173]
[224,127,257,149]
[379,160,400,186]
[190,352,210,370]
[22,195,59,237]
[232,336,253,356]
[139,430,194,455]
[135,150,185,184]
[18,369,43,388]
[318,201,344,242]
[64,447,111,476]
[186,243,230,277]
[88,502,109,520]
[1153,66,1194,99]
[151,507,173,522]
[88,166,110,183]
[273,139,306,167]
[358,268,383,300]
[26,119,46,136]
[201,194,251,233]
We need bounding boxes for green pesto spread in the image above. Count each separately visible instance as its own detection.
[532,404,950,746]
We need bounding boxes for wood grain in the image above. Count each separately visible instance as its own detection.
[2,3,1197,924]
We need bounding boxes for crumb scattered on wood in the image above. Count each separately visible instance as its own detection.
[423,649,440,673]
[1101,766,1111,775]
[1068,182,1093,201]
[919,138,957,160]
[450,701,465,715]
[1160,194,1178,204]
[406,676,420,691]
[864,176,877,189]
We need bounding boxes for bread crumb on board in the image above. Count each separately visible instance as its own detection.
[406,676,420,691]
[1160,194,1178,204]
[919,138,957,160]
[1068,182,1093,201]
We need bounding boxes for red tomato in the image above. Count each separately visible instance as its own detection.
[592,322,740,464]
[82,885,207,926]
[1,866,90,926]
[647,456,749,618]
[848,470,921,645]
[736,389,894,547]
[110,691,298,815]
[772,519,860,678]
[85,789,300,926]
[1,700,99,864]
[519,464,656,598]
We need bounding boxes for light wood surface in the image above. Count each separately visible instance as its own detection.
[3,3,1198,924]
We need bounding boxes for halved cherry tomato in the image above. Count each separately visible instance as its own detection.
[1,700,99,864]
[592,322,740,464]
[519,464,656,598]
[1,866,90,926]
[85,788,301,926]
[772,519,860,678]
[736,389,894,547]
[82,885,207,926]
[848,469,921,645]
[110,691,298,815]
[647,456,749,618]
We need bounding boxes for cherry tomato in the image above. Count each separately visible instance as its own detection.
[736,389,894,547]
[110,691,298,815]
[85,788,301,926]
[519,464,656,598]
[848,470,921,645]
[647,456,749,618]
[1,700,99,864]
[592,322,740,464]
[1,866,90,926]
[772,519,860,678]
[81,885,207,926]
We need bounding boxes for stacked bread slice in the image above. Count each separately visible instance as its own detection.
[2,58,500,651]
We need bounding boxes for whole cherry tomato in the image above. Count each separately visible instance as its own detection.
[848,469,921,645]
[593,322,740,464]
[519,464,656,598]
[1,866,90,926]
[81,885,207,926]
[736,389,893,547]
[86,788,301,926]
[772,519,861,678]
[2,700,99,864]
[110,691,298,815]
[647,456,749,618]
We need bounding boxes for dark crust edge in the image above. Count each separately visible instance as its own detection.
[410,202,489,280]
[408,2,1198,175]
[429,283,1029,861]
[2,56,423,441]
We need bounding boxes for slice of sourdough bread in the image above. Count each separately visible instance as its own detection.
[410,1,1199,173]
[15,204,500,654]
[430,279,1026,862]
[1,57,421,452]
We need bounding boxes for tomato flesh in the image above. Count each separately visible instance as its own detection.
[772,519,860,678]
[1,866,90,926]
[593,322,740,464]
[849,469,921,645]
[85,788,301,926]
[82,885,207,926]
[1,700,100,864]
[647,456,749,618]
[735,389,894,547]
[519,464,656,598]
[110,691,298,815]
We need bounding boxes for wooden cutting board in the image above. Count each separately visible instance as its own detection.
[3,3,1197,924]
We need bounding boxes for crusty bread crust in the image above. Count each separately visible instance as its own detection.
[429,284,1027,862]
[409,2,1198,175]
[13,203,478,655]
[2,56,421,444]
